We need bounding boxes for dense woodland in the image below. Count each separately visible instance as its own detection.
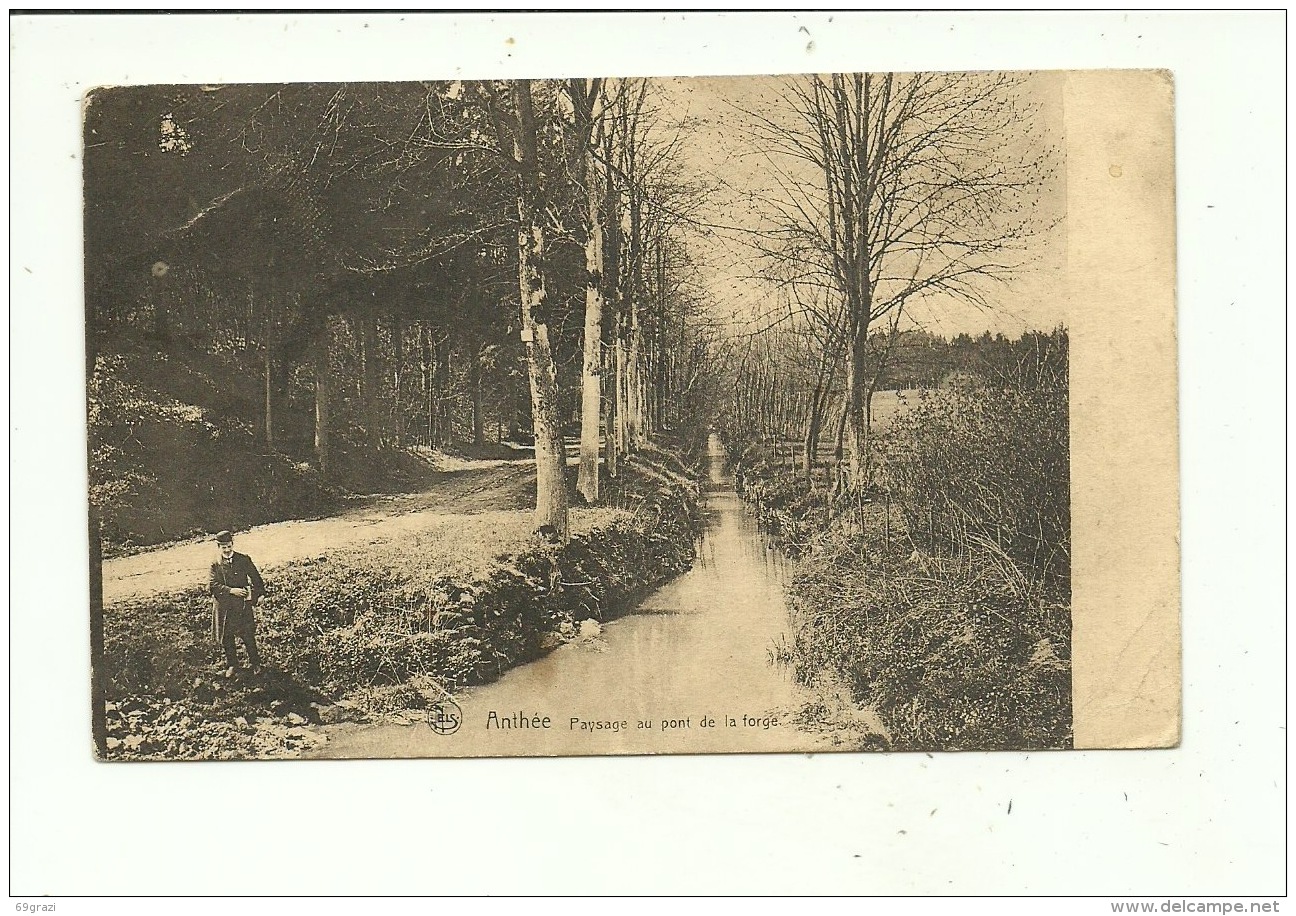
[87,75,1060,546]
[86,80,728,547]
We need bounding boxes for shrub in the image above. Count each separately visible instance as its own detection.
[87,334,459,554]
[731,329,1072,750]
[788,525,1072,750]
[103,596,210,700]
[88,349,338,553]
[877,373,1070,585]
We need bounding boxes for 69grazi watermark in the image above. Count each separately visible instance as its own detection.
[15,903,56,913]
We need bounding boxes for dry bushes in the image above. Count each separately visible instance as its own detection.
[737,330,1072,749]
[878,378,1070,585]
[788,522,1071,750]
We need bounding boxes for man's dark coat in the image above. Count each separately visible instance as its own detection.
[209,551,265,643]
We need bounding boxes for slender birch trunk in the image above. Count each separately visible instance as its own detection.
[263,292,275,452]
[361,311,380,450]
[314,323,330,475]
[575,94,606,503]
[511,79,569,540]
[392,316,405,447]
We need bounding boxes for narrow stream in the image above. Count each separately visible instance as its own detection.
[313,433,832,758]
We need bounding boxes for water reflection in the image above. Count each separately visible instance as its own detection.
[705,431,730,489]
[697,433,789,583]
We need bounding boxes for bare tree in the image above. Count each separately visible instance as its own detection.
[599,79,709,458]
[748,72,1055,483]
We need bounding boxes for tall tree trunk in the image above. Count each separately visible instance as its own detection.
[614,208,631,461]
[263,297,275,452]
[361,311,380,450]
[802,348,835,483]
[512,79,569,540]
[602,129,622,478]
[832,394,849,491]
[654,236,668,433]
[604,344,618,478]
[602,150,621,477]
[814,386,835,477]
[435,331,452,447]
[468,334,485,446]
[842,73,875,486]
[576,154,605,504]
[845,329,865,483]
[419,322,432,447]
[802,391,822,484]
[392,316,405,447]
[626,173,644,450]
[428,329,442,446]
[643,331,654,439]
[314,324,330,475]
[628,305,643,449]
[616,323,629,460]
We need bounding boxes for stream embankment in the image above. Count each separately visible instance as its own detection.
[99,446,704,760]
[310,432,860,759]
[730,436,1072,752]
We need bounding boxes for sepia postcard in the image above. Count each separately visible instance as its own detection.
[85,68,1179,761]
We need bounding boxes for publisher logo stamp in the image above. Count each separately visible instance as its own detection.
[426,698,462,736]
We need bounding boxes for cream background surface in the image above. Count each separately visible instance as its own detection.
[9,11,1283,899]
[1065,70,1180,748]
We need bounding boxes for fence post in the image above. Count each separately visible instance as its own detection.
[884,490,891,550]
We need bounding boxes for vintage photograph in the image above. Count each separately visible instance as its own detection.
[84,71,1150,761]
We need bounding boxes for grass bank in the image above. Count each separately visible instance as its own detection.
[99,446,702,760]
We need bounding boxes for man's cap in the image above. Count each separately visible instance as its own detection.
[215,530,234,544]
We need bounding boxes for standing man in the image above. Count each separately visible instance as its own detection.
[209,530,266,678]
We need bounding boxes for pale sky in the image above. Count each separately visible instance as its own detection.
[655,71,1069,339]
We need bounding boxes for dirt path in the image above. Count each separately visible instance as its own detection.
[101,461,537,605]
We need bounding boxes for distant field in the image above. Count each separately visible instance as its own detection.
[867,388,919,429]
[755,388,922,470]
